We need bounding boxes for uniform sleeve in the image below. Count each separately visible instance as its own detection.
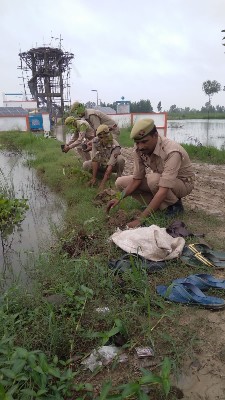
[67,132,79,145]
[75,132,84,145]
[89,114,101,131]
[78,123,88,140]
[159,152,182,188]
[132,151,146,179]
[91,141,99,162]
[107,146,121,166]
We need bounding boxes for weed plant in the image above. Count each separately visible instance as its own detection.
[0,131,225,398]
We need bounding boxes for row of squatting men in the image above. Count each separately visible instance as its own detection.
[62,103,195,228]
[62,102,125,191]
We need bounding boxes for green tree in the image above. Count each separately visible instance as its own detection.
[130,99,153,113]
[201,102,215,113]
[169,104,179,113]
[106,102,117,111]
[85,101,96,108]
[202,80,221,105]
[215,104,225,112]
[157,101,162,112]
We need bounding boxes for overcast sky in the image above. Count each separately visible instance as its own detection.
[1,0,225,111]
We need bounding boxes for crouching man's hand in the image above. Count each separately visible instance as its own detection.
[106,198,120,213]
[98,182,105,192]
[126,218,141,229]
[63,144,70,153]
[88,178,97,187]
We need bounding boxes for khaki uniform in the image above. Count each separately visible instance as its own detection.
[83,137,125,177]
[67,120,94,161]
[116,135,195,209]
[84,109,120,139]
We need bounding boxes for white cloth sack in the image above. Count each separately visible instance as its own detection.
[109,225,185,261]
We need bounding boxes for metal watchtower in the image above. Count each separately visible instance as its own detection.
[18,40,74,117]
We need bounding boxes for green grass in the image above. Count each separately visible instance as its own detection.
[182,143,225,164]
[0,131,224,398]
[118,127,133,147]
[168,112,225,120]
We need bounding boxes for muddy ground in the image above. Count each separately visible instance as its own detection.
[121,148,225,399]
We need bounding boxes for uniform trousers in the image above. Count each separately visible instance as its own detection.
[115,173,195,210]
[83,155,125,177]
[73,146,91,161]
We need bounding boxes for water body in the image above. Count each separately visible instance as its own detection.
[0,150,65,286]
[167,119,225,149]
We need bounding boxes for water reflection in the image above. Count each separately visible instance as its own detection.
[167,119,225,149]
[0,151,65,286]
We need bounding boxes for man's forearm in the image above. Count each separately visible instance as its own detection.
[119,179,142,199]
[101,165,113,184]
[92,161,99,179]
[67,141,80,149]
[139,187,169,219]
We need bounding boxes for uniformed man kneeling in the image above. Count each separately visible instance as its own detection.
[62,116,95,161]
[83,124,125,191]
[107,118,195,228]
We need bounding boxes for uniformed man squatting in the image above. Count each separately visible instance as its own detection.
[70,102,120,139]
[63,116,95,161]
[83,124,125,191]
[107,118,195,228]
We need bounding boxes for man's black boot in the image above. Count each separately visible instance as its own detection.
[165,199,184,217]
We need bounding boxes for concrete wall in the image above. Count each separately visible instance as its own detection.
[3,100,37,109]
[0,116,28,131]
[111,114,131,128]
[0,114,50,132]
[111,112,167,135]
[42,113,51,132]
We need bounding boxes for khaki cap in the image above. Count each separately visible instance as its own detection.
[65,116,76,125]
[65,115,81,126]
[130,118,155,140]
[70,102,83,113]
[96,124,110,135]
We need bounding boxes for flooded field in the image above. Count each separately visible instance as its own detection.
[167,119,225,149]
[0,150,65,286]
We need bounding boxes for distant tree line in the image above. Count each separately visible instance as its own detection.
[99,99,154,113]
[169,80,223,116]
[168,104,225,114]
[82,80,224,116]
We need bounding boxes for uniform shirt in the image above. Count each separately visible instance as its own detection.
[84,109,120,136]
[68,120,94,146]
[133,135,195,189]
[91,137,121,167]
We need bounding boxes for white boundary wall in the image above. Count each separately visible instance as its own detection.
[111,114,131,128]
[0,116,28,131]
[42,114,51,132]
[3,100,37,110]
[111,112,167,136]
[0,114,50,132]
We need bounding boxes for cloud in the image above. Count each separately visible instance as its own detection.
[1,0,225,110]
